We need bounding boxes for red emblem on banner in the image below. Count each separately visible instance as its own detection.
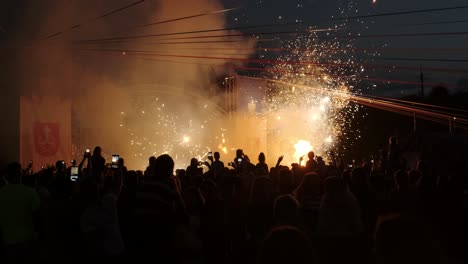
[34,122,60,156]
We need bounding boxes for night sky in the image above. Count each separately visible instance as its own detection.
[222,0,468,95]
[1,0,468,96]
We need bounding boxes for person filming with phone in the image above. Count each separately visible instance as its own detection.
[209,152,224,180]
[91,146,105,181]
[231,149,251,172]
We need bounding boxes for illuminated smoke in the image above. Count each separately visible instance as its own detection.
[20,1,364,169]
[20,0,255,169]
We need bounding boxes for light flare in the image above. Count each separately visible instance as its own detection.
[294,140,313,165]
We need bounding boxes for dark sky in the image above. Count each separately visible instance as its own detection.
[222,0,468,95]
[1,0,468,96]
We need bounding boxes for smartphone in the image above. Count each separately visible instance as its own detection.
[85,148,90,153]
[237,158,242,163]
[208,152,213,158]
[348,164,353,168]
[61,160,66,166]
[70,166,79,182]
[111,154,119,169]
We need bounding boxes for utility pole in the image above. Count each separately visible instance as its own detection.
[420,65,424,97]
[449,116,452,134]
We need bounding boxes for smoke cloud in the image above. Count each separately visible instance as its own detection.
[19,0,256,168]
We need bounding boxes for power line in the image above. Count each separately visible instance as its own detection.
[81,48,468,74]
[336,5,468,20]
[358,94,468,114]
[403,19,468,26]
[325,55,468,63]
[136,7,240,28]
[271,78,468,121]
[44,0,146,40]
[269,77,468,123]
[358,77,467,90]
[76,49,468,121]
[30,38,468,58]
[369,57,468,63]
[88,48,468,119]
[107,28,335,43]
[105,6,242,39]
[154,46,468,53]
[75,27,468,47]
[81,49,468,88]
[96,0,145,20]
[73,21,305,43]
[236,66,467,90]
[339,31,468,39]
[73,39,257,46]
[153,29,335,41]
[263,78,468,127]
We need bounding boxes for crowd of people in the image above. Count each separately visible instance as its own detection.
[0,138,467,263]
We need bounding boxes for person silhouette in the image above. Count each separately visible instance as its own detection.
[91,146,105,180]
[305,151,318,172]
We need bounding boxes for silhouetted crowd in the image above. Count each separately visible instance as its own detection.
[1,138,467,264]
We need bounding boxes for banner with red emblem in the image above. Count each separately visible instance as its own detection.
[20,96,72,171]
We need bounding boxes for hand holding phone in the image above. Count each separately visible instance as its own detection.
[111,154,120,169]
[84,148,91,158]
[70,166,79,182]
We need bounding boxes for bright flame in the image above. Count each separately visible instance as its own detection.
[294,140,313,165]
[310,113,320,121]
[182,136,191,143]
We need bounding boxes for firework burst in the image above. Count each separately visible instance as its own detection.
[262,22,364,164]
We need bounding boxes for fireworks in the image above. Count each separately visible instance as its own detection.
[120,92,231,169]
[261,16,363,165]
[119,3,366,169]
[294,140,313,165]
[182,136,191,144]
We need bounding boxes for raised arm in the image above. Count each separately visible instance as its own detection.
[275,155,284,168]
